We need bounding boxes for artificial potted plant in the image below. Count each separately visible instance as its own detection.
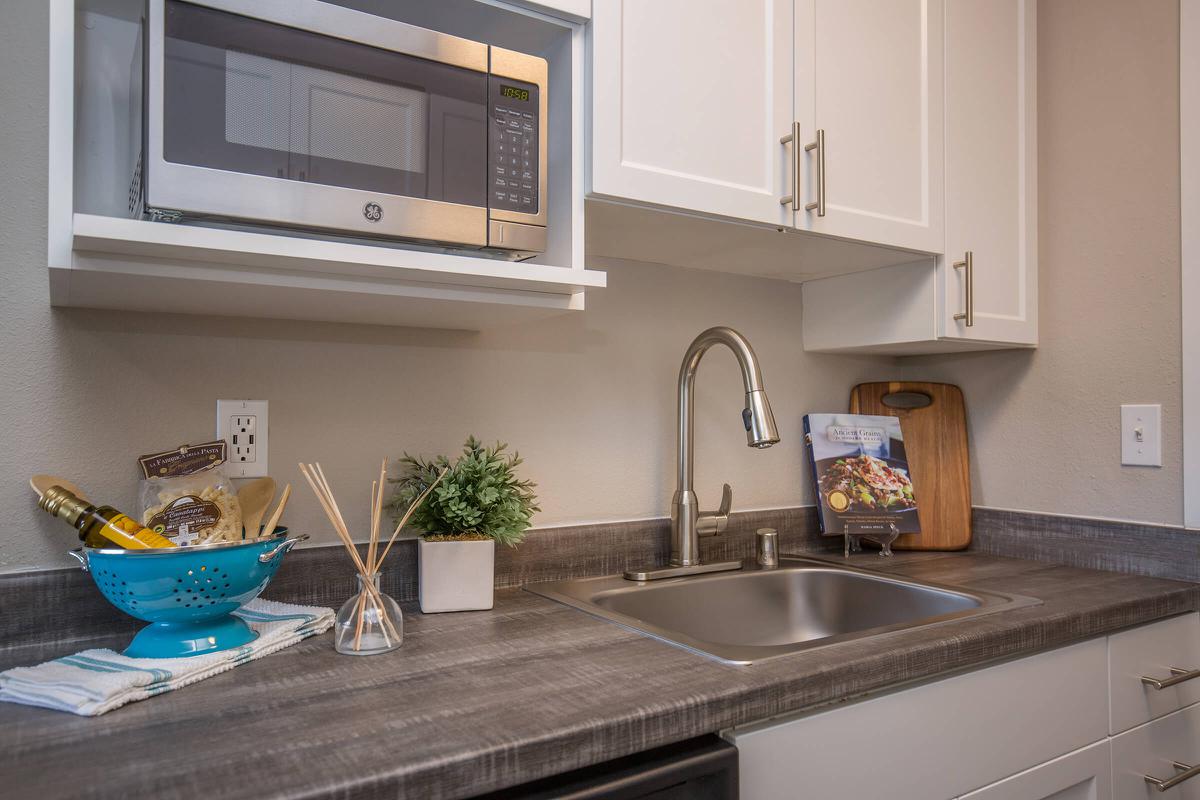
[390,436,539,613]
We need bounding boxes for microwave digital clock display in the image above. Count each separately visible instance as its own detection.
[499,84,530,102]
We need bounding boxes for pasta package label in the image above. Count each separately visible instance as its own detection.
[146,495,225,545]
[803,413,921,537]
[137,440,228,479]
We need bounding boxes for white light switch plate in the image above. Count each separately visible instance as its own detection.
[1121,404,1162,467]
[217,399,269,477]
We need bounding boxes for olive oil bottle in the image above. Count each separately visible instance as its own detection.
[38,485,174,549]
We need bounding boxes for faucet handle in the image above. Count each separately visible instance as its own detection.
[698,483,733,536]
[716,483,732,516]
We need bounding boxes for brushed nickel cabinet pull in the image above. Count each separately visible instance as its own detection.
[804,129,826,216]
[1145,761,1200,792]
[953,251,974,327]
[779,121,801,211]
[1141,667,1200,690]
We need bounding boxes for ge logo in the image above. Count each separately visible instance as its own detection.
[363,202,383,222]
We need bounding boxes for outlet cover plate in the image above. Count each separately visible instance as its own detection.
[1121,404,1162,467]
[217,399,269,477]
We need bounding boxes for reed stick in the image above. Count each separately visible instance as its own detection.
[352,591,367,651]
[373,467,448,573]
[354,459,388,651]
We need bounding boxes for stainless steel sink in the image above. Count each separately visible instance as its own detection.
[526,556,1040,664]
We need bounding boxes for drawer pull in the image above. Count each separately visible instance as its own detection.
[1141,667,1200,690]
[1145,761,1200,792]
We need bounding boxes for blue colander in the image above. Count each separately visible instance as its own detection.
[69,528,307,658]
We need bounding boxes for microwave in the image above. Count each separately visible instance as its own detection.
[143,0,548,256]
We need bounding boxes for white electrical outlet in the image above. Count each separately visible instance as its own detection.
[217,399,269,477]
[1121,404,1162,467]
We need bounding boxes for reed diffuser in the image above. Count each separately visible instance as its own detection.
[299,460,444,655]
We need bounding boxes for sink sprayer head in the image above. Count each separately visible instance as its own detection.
[743,389,780,448]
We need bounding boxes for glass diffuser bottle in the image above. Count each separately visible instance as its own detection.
[300,459,445,658]
[334,573,403,656]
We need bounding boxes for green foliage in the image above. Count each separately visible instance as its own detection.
[389,436,540,547]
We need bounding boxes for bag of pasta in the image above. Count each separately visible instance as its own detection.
[137,441,243,546]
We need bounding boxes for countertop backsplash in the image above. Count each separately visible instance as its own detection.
[4,504,1198,654]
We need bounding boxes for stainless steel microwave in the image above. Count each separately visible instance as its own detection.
[144,0,548,255]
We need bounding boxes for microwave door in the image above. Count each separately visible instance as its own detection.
[145,0,490,247]
[427,94,489,209]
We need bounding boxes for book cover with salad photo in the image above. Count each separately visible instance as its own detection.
[803,413,921,537]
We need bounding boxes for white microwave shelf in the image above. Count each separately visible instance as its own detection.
[58,214,602,328]
[49,0,602,331]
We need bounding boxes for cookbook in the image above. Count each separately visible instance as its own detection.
[803,413,921,537]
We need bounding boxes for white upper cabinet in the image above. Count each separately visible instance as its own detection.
[801,0,1037,353]
[589,0,793,225]
[587,0,946,276]
[791,0,945,252]
[588,0,1037,354]
[940,0,1037,345]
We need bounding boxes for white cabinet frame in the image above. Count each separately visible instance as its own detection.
[48,0,605,330]
[1183,0,1200,528]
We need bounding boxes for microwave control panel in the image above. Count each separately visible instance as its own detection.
[488,76,540,215]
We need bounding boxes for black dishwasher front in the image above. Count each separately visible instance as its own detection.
[475,735,738,799]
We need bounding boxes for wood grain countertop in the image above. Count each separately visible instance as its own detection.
[1,552,1197,800]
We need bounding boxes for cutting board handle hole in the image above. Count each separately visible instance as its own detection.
[881,391,933,410]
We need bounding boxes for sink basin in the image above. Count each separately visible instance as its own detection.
[526,556,1040,664]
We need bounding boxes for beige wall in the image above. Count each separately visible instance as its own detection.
[0,2,896,572]
[901,0,1184,526]
[0,0,1187,573]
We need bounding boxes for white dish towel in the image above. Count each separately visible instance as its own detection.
[0,598,334,716]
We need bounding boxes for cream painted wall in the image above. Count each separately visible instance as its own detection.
[0,1,894,572]
[1,0,1188,573]
[901,0,1185,526]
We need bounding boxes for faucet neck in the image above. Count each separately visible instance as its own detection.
[675,327,766,494]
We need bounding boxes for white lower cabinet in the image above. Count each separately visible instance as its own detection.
[958,741,1112,800]
[1108,612,1200,734]
[1112,704,1200,799]
[724,615,1200,800]
[724,639,1108,800]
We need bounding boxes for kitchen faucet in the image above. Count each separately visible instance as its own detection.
[625,327,780,581]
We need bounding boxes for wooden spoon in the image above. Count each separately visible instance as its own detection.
[30,474,92,503]
[261,484,291,537]
[237,476,276,540]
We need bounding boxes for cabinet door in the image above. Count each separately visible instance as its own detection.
[1112,703,1200,799]
[589,0,792,225]
[793,0,944,252]
[958,740,1112,800]
[939,0,1037,345]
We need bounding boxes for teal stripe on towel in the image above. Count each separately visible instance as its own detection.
[70,655,172,683]
[59,656,122,674]
[236,611,315,624]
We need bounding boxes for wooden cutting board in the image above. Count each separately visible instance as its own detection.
[849,382,971,551]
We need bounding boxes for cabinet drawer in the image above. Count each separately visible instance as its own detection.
[1109,613,1200,733]
[958,740,1111,800]
[725,638,1108,800]
[1112,703,1200,799]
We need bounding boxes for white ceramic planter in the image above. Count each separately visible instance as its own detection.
[417,538,495,613]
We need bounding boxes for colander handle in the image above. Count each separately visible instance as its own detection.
[259,534,309,564]
[68,549,89,572]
